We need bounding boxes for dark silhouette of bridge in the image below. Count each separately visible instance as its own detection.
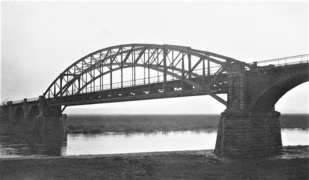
[3,44,309,157]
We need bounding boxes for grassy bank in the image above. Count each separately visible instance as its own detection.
[279,114,309,129]
[66,114,309,134]
[67,114,219,134]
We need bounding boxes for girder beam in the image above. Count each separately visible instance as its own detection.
[209,93,227,106]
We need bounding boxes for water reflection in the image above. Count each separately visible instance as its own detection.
[281,129,309,146]
[0,129,308,158]
[0,133,66,158]
[64,131,218,156]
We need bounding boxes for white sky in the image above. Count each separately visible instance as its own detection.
[1,1,308,114]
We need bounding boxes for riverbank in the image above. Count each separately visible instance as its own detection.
[66,114,309,134]
[1,114,308,135]
[66,114,219,134]
[0,146,308,180]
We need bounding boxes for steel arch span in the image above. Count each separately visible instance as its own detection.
[4,43,308,158]
[43,44,250,106]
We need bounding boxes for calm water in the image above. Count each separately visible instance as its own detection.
[0,129,308,158]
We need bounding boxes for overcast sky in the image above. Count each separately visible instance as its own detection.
[1,1,308,114]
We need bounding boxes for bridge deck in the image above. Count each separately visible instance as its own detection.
[49,75,228,106]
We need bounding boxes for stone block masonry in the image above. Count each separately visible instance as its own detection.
[42,116,67,134]
[215,111,282,158]
[214,63,308,158]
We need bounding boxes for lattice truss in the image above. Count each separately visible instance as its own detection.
[44,44,245,104]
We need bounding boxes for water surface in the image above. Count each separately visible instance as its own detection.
[0,129,308,158]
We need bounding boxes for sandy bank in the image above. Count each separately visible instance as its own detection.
[0,146,308,180]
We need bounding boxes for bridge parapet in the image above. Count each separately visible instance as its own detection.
[12,100,23,104]
[10,97,39,106]
[253,54,308,67]
[28,97,39,102]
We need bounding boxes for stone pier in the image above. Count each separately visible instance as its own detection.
[212,61,297,158]
[214,111,282,157]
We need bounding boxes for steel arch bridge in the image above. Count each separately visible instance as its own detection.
[43,44,252,109]
[4,43,309,158]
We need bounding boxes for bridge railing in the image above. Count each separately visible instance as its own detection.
[12,100,23,104]
[11,97,39,104]
[255,54,309,67]
[76,74,183,95]
[28,97,39,102]
[62,66,223,96]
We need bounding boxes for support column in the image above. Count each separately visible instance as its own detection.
[39,95,65,134]
[215,111,282,157]
[38,96,45,117]
[7,101,13,123]
[214,63,282,158]
[23,98,28,118]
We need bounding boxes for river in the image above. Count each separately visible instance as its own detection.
[0,128,308,158]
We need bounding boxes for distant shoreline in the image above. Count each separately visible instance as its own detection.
[65,114,309,134]
[0,114,308,135]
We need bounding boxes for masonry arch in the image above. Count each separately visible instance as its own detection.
[28,105,40,117]
[275,81,309,113]
[250,69,308,112]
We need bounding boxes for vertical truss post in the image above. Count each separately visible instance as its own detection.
[172,50,174,80]
[100,52,102,92]
[207,59,210,76]
[202,59,205,89]
[110,55,112,97]
[181,52,185,92]
[66,75,69,96]
[131,48,134,88]
[74,66,76,99]
[121,53,123,91]
[163,46,167,93]
[90,71,92,93]
[60,74,63,104]
[101,62,103,91]
[134,65,136,94]
[93,69,95,92]
[71,80,73,95]
[54,83,56,98]
[144,51,146,85]
[131,66,133,86]
[89,59,92,93]
[81,75,84,100]
[144,66,146,85]
[86,71,88,93]
[78,78,80,94]
[148,50,150,92]
[188,54,192,79]
[134,51,136,94]
[84,61,87,94]
[157,49,159,82]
